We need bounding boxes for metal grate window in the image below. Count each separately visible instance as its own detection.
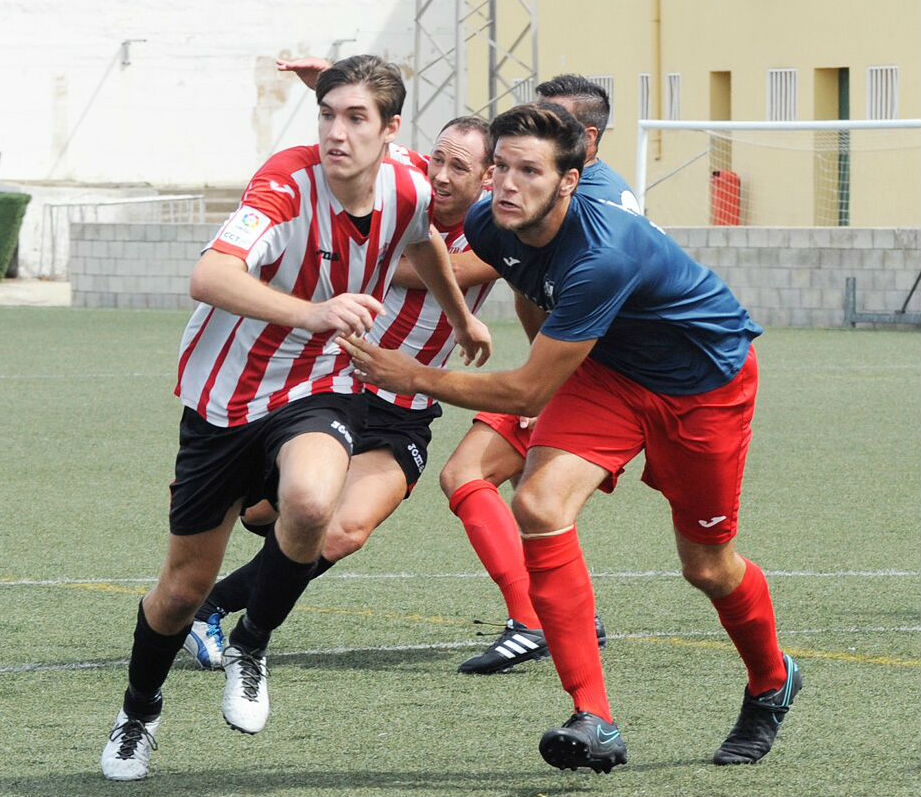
[638,73,651,119]
[586,75,615,128]
[767,68,797,121]
[666,73,681,120]
[512,77,535,104]
[867,66,899,119]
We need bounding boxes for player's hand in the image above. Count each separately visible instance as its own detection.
[301,294,383,336]
[517,415,538,429]
[337,334,421,394]
[453,315,491,366]
[276,57,332,90]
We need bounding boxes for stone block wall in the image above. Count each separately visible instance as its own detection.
[669,226,920,327]
[69,223,211,310]
[69,222,920,327]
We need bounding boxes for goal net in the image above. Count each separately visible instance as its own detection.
[635,120,921,227]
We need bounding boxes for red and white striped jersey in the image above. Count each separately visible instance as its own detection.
[365,215,496,410]
[175,145,433,427]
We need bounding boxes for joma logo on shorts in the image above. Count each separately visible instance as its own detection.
[330,420,353,445]
[407,442,425,471]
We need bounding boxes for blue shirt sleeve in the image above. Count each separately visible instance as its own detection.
[540,248,641,342]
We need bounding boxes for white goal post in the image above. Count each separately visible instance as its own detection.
[635,119,921,227]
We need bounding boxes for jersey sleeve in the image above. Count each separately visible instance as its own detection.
[207,149,307,267]
[540,248,640,342]
[402,166,436,245]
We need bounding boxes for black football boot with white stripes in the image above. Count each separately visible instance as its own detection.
[458,615,608,675]
[458,618,549,674]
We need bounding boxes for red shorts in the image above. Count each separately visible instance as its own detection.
[472,411,532,458]
[530,349,758,545]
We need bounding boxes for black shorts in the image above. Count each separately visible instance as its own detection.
[169,392,366,534]
[354,392,442,497]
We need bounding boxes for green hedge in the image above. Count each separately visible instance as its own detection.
[0,192,32,278]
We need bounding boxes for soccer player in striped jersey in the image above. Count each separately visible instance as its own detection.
[440,75,638,675]
[182,115,500,667]
[100,54,490,782]
[341,103,801,774]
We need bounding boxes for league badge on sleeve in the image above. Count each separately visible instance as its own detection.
[218,206,271,250]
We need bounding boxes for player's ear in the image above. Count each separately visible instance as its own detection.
[383,113,401,144]
[560,167,580,197]
[481,164,494,190]
[583,125,599,150]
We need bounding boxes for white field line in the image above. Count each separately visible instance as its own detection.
[3,625,919,675]
[1,569,918,587]
[0,372,170,380]
[2,363,919,381]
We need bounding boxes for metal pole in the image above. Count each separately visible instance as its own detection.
[635,124,649,214]
[412,0,424,149]
[488,0,497,119]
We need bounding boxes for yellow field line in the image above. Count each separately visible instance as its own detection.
[60,582,147,596]
[56,583,920,667]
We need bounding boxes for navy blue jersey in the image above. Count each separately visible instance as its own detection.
[464,193,762,395]
[579,159,639,211]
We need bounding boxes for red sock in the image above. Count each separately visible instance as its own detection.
[449,480,539,628]
[522,525,611,721]
[712,558,787,695]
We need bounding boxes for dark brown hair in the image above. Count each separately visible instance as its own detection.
[315,54,406,124]
[536,73,611,145]
[489,103,586,175]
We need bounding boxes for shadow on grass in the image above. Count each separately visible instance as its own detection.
[283,644,472,673]
[0,758,701,797]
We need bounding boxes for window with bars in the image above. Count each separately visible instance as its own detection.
[767,68,797,121]
[867,66,899,119]
[666,73,681,120]
[638,73,651,120]
[512,77,535,104]
[585,75,615,128]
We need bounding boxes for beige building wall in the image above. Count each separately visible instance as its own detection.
[466,0,920,227]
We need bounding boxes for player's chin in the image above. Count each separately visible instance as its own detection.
[491,208,521,231]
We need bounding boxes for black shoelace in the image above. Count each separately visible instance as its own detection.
[224,648,268,700]
[110,718,158,760]
[471,618,510,638]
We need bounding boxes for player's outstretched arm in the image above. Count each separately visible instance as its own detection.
[403,234,492,365]
[190,249,383,335]
[276,56,332,90]
[339,331,595,417]
[392,247,500,291]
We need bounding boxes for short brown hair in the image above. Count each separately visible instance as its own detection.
[315,54,406,124]
[438,115,492,165]
[489,103,586,176]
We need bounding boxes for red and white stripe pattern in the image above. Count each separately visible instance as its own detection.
[365,217,495,409]
[175,145,433,427]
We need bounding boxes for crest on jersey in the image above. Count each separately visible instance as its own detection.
[219,205,270,249]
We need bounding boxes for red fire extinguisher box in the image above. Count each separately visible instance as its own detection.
[710,170,741,225]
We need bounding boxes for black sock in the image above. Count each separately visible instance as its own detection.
[312,555,336,579]
[229,612,272,653]
[239,528,317,640]
[196,549,264,621]
[124,600,188,717]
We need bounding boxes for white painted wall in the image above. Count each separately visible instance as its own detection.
[0,0,459,275]
[0,0,454,186]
